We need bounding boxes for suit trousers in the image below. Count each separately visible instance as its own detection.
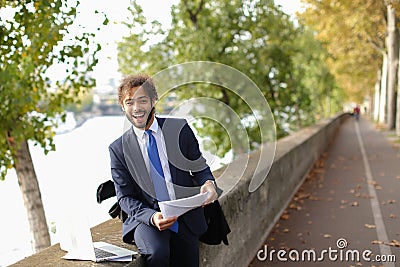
[133,221,199,267]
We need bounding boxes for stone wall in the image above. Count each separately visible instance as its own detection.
[12,114,348,267]
[198,113,348,267]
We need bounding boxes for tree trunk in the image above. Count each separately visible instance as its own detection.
[387,4,399,129]
[14,139,50,253]
[397,60,400,136]
[368,95,373,117]
[379,52,388,124]
[374,69,381,121]
[396,85,400,136]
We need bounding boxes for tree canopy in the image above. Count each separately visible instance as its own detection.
[299,0,386,102]
[117,0,342,157]
[0,0,103,179]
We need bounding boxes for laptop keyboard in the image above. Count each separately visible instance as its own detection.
[94,247,118,259]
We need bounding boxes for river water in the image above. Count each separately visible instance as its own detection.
[0,115,226,266]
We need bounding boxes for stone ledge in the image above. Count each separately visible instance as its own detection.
[10,219,143,267]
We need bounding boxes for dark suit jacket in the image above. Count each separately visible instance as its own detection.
[109,117,214,243]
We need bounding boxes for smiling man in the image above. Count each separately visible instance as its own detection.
[109,74,218,267]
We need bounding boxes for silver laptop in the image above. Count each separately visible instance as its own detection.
[59,216,137,262]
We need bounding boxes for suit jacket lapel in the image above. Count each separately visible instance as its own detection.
[122,127,156,199]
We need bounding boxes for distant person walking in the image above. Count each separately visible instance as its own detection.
[353,105,360,121]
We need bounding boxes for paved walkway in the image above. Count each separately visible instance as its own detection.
[250,117,400,267]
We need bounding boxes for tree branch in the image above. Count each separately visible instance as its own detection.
[182,0,205,30]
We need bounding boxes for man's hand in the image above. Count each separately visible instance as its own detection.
[201,180,218,207]
[151,212,178,231]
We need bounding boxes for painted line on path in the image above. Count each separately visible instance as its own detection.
[355,120,394,267]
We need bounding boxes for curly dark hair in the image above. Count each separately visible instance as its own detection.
[117,74,158,105]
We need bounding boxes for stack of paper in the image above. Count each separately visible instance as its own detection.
[159,192,209,218]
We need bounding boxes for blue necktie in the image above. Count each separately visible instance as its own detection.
[145,130,178,233]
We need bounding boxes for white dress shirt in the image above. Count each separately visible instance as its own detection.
[132,119,176,200]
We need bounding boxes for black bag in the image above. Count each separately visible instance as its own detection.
[200,200,231,245]
[96,180,127,222]
[96,180,115,203]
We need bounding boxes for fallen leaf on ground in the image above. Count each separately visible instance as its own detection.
[382,200,396,205]
[351,201,359,206]
[371,240,400,247]
[309,195,321,201]
[364,224,376,229]
[281,214,290,220]
[389,214,397,219]
[387,240,400,247]
[314,168,325,174]
[289,203,302,211]
[323,234,332,238]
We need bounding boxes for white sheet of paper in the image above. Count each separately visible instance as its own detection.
[159,192,209,218]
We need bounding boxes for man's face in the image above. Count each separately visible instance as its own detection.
[122,86,155,129]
